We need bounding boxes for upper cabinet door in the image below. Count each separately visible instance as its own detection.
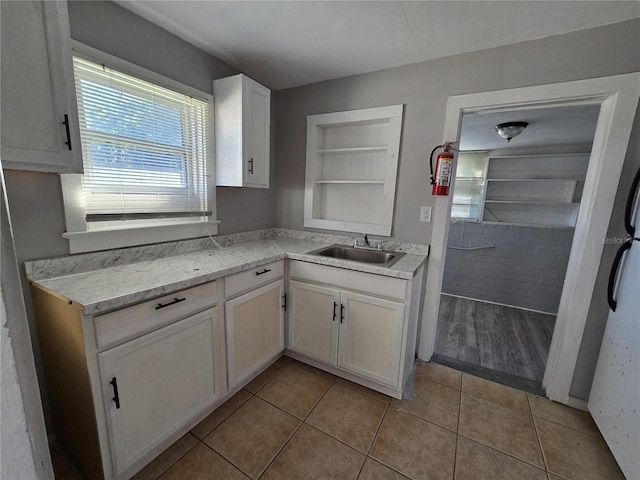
[214,74,271,188]
[1,0,83,173]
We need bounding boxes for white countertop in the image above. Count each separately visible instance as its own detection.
[29,233,427,316]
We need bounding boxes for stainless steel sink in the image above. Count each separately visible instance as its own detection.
[308,244,405,268]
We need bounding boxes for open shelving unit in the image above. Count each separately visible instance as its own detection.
[481,153,590,227]
[304,105,404,235]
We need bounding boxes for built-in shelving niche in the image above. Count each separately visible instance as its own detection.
[304,105,404,235]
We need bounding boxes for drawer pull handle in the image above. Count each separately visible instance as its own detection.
[255,268,271,276]
[155,297,186,310]
[110,377,120,409]
[249,157,254,174]
[282,293,287,311]
[340,304,345,324]
[333,302,337,321]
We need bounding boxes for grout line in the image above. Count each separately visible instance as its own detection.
[256,419,305,479]
[528,394,550,474]
[365,403,390,457]
[457,433,548,473]
[452,387,463,479]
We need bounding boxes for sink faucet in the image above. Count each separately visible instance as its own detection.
[354,233,383,251]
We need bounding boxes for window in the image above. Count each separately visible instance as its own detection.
[62,45,217,253]
[450,152,488,221]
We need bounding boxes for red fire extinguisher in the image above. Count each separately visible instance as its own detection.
[430,143,454,196]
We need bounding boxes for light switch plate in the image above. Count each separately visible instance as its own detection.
[420,206,431,223]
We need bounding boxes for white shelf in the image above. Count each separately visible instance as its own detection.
[479,152,589,227]
[304,105,404,236]
[313,180,386,185]
[316,146,387,154]
[485,200,579,205]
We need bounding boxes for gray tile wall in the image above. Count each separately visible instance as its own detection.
[442,222,575,314]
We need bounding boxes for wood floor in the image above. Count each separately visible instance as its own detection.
[434,294,555,383]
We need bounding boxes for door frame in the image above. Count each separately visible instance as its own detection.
[419,73,640,404]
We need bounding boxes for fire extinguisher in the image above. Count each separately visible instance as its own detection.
[430,143,454,196]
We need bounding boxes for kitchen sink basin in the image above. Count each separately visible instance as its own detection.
[308,244,405,268]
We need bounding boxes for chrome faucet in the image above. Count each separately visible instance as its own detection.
[354,233,383,251]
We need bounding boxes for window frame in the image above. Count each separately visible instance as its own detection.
[62,41,218,254]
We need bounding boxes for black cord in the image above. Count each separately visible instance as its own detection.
[429,145,444,185]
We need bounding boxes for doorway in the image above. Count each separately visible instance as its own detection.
[433,105,600,391]
[419,73,640,404]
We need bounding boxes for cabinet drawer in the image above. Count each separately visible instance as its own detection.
[289,260,407,301]
[95,281,218,350]
[225,260,284,298]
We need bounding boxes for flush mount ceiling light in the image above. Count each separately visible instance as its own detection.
[494,121,528,142]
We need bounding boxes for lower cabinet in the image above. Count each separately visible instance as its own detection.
[289,280,405,388]
[225,279,285,387]
[99,308,220,475]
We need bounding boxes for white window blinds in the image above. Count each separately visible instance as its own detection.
[72,57,212,222]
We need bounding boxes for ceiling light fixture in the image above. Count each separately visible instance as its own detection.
[494,121,528,143]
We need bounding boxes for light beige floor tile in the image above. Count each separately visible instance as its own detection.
[256,365,333,419]
[358,458,410,479]
[528,394,600,436]
[370,407,456,480]
[535,417,625,480]
[132,433,198,480]
[392,375,460,432]
[273,355,298,369]
[243,364,284,394]
[335,377,392,404]
[462,374,529,412]
[306,383,388,453]
[190,390,252,439]
[295,360,337,382]
[159,443,248,480]
[416,362,463,389]
[459,393,543,468]
[261,424,364,480]
[203,397,300,479]
[548,475,565,480]
[455,436,547,480]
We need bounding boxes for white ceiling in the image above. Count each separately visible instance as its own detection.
[116,1,640,90]
[459,104,601,151]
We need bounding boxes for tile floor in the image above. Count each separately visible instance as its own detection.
[53,357,625,480]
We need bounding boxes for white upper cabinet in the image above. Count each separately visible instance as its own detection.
[213,74,271,188]
[1,0,83,173]
[304,105,404,236]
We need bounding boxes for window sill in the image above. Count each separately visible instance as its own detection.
[63,221,220,254]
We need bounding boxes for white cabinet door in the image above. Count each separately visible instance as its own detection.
[1,0,82,173]
[244,76,270,188]
[213,73,270,188]
[225,280,284,387]
[99,308,220,476]
[338,291,405,387]
[288,280,340,365]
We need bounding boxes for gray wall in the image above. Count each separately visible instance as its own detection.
[2,0,278,432]
[274,18,640,399]
[442,222,574,314]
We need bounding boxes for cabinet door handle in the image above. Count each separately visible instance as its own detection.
[333,302,337,321]
[62,114,72,150]
[110,377,120,409]
[248,157,254,174]
[255,268,271,276]
[282,293,287,311]
[155,297,186,310]
[340,304,345,324]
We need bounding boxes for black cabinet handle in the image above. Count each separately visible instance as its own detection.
[248,157,254,174]
[333,302,337,321]
[340,304,345,324]
[110,377,120,409]
[155,297,186,310]
[62,114,72,150]
[607,240,632,312]
[256,268,271,276]
[282,293,287,311]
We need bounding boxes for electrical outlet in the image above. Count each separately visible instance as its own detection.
[420,206,431,223]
